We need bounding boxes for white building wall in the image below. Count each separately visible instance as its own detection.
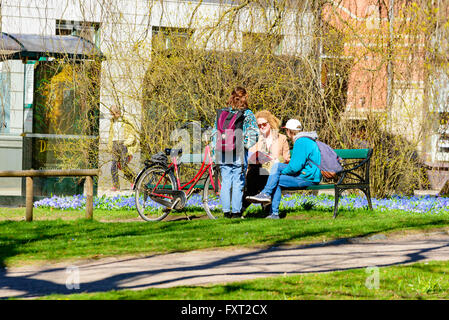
[7,61,24,135]
[0,60,24,195]
[1,0,55,34]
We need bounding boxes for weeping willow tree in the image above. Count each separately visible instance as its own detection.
[139,0,347,161]
[12,0,447,197]
[137,0,440,197]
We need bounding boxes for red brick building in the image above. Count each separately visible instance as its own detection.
[322,0,449,191]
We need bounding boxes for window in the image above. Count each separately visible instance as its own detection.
[242,32,283,56]
[151,27,193,52]
[430,71,449,161]
[56,20,101,47]
[437,112,449,154]
[29,60,100,196]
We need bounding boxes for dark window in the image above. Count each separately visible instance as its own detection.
[56,20,101,47]
[152,26,193,52]
[437,112,449,154]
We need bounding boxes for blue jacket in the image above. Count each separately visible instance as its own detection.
[281,132,322,183]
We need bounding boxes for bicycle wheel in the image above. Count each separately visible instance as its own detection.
[203,167,222,219]
[135,166,177,221]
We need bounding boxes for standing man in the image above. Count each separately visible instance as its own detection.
[246,119,321,219]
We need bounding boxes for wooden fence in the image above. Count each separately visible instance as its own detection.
[0,169,99,221]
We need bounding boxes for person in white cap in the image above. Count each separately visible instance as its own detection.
[283,118,302,131]
[246,118,322,219]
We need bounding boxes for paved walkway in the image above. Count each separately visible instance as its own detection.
[1,231,449,299]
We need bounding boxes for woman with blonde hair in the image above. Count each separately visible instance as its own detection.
[251,110,290,164]
[243,110,290,213]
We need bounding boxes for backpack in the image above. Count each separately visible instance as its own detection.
[304,137,343,180]
[216,108,245,152]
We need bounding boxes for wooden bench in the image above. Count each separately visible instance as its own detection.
[282,148,374,218]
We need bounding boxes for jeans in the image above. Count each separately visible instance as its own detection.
[261,162,316,215]
[219,151,248,213]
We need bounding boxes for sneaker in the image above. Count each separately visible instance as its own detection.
[231,212,242,219]
[246,192,271,203]
[223,212,232,219]
[266,214,280,219]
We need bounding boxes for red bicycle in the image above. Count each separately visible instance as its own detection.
[133,126,221,221]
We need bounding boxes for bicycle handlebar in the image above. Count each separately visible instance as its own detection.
[162,124,217,163]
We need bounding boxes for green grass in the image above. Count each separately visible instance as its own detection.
[39,260,449,300]
[0,207,139,222]
[1,207,449,267]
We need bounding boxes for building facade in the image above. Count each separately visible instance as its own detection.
[322,0,449,190]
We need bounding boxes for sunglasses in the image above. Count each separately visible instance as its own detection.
[258,122,269,128]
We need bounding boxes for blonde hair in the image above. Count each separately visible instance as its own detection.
[255,110,281,130]
[110,105,121,116]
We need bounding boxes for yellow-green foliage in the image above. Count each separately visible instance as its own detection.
[12,0,447,197]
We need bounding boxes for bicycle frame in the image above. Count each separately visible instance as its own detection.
[172,144,220,196]
[135,143,220,204]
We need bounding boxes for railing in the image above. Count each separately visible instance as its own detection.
[0,169,99,221]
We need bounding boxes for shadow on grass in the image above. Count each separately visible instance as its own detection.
[1,213,449,299]
[2,227,449,299]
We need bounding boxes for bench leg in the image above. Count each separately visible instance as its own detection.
[361,188,373,211]
[333,189,341,219]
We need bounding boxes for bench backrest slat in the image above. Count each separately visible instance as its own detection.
[334,149,370,159]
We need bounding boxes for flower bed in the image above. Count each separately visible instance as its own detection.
[33,193,449,215]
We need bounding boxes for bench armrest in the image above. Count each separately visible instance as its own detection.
[335,148,373,185]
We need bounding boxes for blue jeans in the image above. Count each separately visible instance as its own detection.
[219,152,248,213]
[261,162,316,215]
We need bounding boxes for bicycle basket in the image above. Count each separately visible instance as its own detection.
[150,151,168,165]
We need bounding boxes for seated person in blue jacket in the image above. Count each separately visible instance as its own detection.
[246,118,322,219]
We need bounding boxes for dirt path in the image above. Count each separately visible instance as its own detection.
[1,230,449,299]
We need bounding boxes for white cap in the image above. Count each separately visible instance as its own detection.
[283,119,302,131]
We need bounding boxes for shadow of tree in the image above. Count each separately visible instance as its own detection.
[2,234,449,299]
[1,216,449,299]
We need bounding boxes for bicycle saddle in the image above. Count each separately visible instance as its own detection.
[150,151,168,165]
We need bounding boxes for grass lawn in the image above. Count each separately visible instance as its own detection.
[38,260,449,300]
[1,206,449,268]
